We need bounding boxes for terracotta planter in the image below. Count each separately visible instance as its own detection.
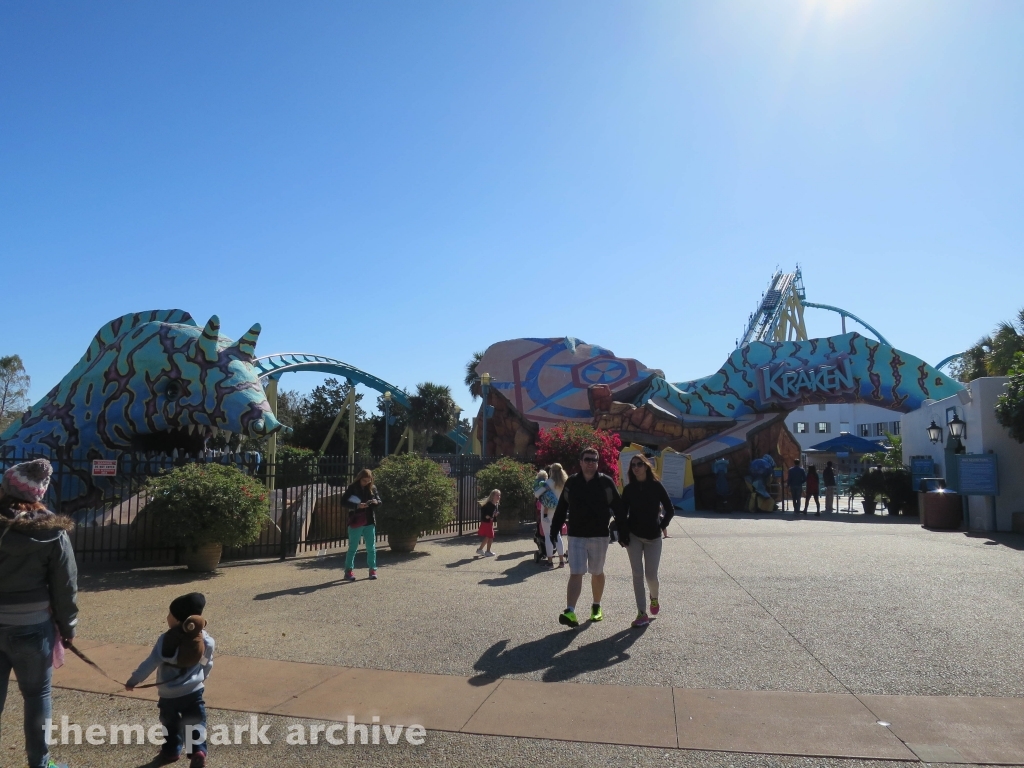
[186,542,223,572]
[862,500,877,516]
[388,533,418,553]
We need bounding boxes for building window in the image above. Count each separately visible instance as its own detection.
[794,422,809,433]
[858,424,870,437]
[890,421,901,436]
[840,421,850,433]
[816,422,831,434]
[818,404,827,411]
[875,422,889,437]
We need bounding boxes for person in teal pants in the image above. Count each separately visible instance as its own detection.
[342,469,382,581]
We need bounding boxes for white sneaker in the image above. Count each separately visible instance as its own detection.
[475,548,484,555]
[484,551,495,557]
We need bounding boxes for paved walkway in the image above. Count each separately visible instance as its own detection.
[55,639,1024,764]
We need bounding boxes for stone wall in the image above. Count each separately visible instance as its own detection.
[475,389,539,461]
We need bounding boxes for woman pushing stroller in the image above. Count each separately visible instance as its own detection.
[535,464,566,568]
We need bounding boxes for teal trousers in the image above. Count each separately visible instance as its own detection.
[345,524,377,570]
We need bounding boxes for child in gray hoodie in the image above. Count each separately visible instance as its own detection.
[126,593,214,767]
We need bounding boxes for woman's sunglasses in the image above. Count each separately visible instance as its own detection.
[630,461,646,468]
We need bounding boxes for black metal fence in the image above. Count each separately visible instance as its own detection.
[0,448,508,564]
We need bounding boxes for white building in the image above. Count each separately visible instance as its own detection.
[901,377,1024,532]
[786,402,900,452]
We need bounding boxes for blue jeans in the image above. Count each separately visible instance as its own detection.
[158,690,207,757]
[345,524,377,571]
[0,619,55,768]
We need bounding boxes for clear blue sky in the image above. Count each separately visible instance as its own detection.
[2,1,1022,415]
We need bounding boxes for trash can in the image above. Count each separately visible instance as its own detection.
[920,481,963,530]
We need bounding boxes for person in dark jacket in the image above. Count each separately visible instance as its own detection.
[550,448,624,628]
[0,459,78,768]
[805,464,821,516]
[823,461,837,513]
[620,454,674,627]
[342,469,382,581]
[787,460,807,514]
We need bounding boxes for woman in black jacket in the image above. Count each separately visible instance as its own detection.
[0,459,78,768]
[619,454,674,628]
[342,469,382,581]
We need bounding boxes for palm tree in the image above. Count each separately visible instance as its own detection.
[465,351,484,400]
[954,307,1024,381]
[408,382,459,453]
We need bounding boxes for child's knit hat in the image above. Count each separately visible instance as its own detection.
[2,459,53,503]
[170,592,206,623]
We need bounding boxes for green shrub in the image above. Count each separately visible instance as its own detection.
[373,453,456,537]
[273,445,319,488]
[475,457,536,520]
[850,468,887,502]
[995,351,1024,443]
[144,463,270,548]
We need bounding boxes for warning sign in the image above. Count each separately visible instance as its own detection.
[91,460,117,477]
[440,462,452,477]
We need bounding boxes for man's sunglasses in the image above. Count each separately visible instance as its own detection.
[581,457,599,464]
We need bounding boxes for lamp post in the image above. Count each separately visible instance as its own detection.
[480,372,491,458]
[926,420,942,444]
[383,391,392,456]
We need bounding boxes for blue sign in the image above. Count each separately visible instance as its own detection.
[957,454,999,496]
[910,457,936,491]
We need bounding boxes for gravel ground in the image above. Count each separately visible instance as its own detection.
[67,512,1024,696]
[4,689,1020,768]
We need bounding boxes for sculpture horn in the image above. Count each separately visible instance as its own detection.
[199,315,221,362]
[234,323,261,359]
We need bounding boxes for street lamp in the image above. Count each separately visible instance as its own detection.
[926,420,942,444]
[948,413,966,442]
[383,391,392,456]
[480,372,491,458]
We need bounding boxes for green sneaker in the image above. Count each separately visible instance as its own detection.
[558,609,579,627]
[47,761,69,768]
[590,605,603,622]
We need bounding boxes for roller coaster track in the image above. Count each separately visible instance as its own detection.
[738,267,891,347]
[253,353,470,449]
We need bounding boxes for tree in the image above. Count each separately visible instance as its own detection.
[464,351,484,400]
[0,355,31,433]
[534,422,622,476]
[995,352,1024,443]
[408,382,459,453]
[289,378,373,456]
[953,307,1024,381]
[865,432,904,469]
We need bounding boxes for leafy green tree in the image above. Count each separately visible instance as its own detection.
[0,355,31,433]
[290,378,373,455]
[464,351,484,400]
[995,352,1024,443]
[408,382,459,453]
[865,432,904,469]
[476,457,536,518]
[954,307,1024,381]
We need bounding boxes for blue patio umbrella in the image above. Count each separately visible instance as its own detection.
[806,434,885,454]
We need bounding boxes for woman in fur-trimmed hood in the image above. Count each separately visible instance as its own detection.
[0,458,79,768]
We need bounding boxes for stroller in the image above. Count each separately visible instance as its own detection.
[532,503,548,564]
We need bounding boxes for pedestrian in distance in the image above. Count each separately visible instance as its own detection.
[126,593,214,768]
[823,461,837,513]
[805,464,821,516]
[342,468,382,581]
[476,489,500,557]
[0,459,78,768]
[550,448,625,627]
[620,454,674,628]
[536,464,567,568]
[788,459,807,514]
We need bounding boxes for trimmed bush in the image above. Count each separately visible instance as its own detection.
[374,453,456,537]
[144,463,270,548]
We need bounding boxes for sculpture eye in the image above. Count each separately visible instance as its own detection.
[165,381,181,401]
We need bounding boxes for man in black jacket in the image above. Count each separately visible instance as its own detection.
[550,448,624,627]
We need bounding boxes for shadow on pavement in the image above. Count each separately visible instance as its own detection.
[472,626,647,684]
[77,567,220,592]
[478,559,548,587]
[253,578,355,600]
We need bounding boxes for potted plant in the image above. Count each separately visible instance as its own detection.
[475,457,537,534]
[850,468,886,515]
[374,454,456,552]
[881,468,916,515]
[144,463,271,571]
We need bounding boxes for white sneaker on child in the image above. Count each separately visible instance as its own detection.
[475,547,484,555]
